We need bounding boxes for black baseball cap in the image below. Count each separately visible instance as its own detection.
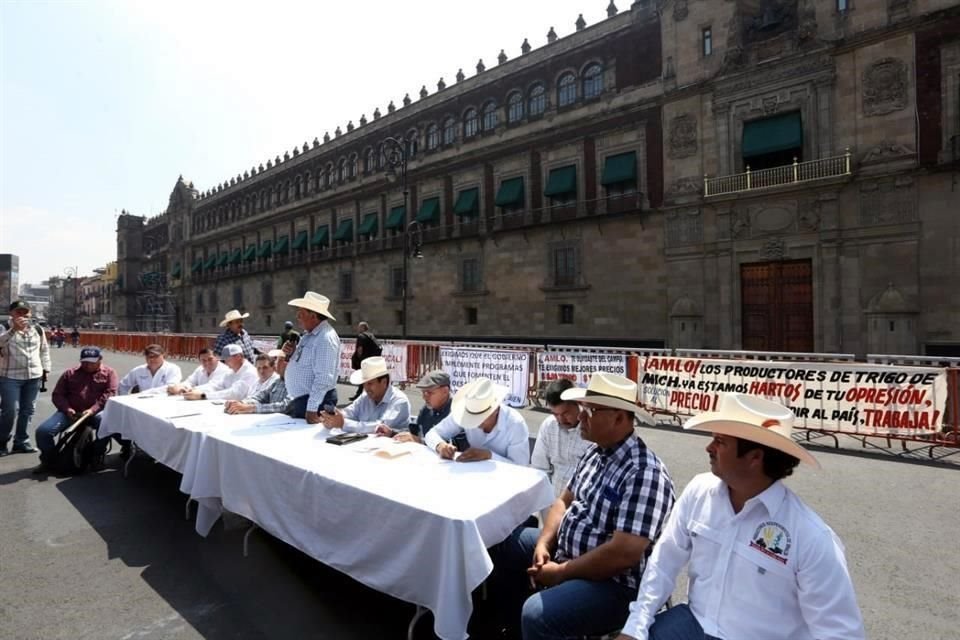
[9,300,30,312]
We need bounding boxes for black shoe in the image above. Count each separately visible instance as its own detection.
[12,442,37,454]
[31,463,50,475]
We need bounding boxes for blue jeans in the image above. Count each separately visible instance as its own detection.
[0,376,42,448]
[36,411,102,459]
[649,604,722,640]
[489,526,637,640]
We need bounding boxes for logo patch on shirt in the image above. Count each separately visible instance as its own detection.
[749,521,791,564]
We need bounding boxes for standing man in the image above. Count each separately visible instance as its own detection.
[0,301,51,455]
[213,309,256,364]
[276,320,300,349]
[531,378,592,498]
[282,291,340,423]
[489,372,675,640]
[34,347,118,473]
[394,370,452,444]
[117,344,182,395]
[350,321,381,400]
[321,356,410,434]
[617,394,865,640]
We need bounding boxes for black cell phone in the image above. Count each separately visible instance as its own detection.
[326,433,367,446]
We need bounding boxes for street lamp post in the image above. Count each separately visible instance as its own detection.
[382,136,424,339]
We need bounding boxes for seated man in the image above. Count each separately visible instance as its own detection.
[531,378,592,498]
[184,343,258,401]
[225,350,291,415]
[424,377,529,465]
[167,348,229,395]
[320,356,410,434]
[394,369,452,444]
[250,353,280,396]
[617,394,865,640]
[118,344,182,395]
[488,372,675,640]
[34,347,118,473]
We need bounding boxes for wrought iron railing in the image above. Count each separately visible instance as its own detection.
[704,150,852,197]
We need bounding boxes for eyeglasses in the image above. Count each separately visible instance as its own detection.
[579,405,620,418]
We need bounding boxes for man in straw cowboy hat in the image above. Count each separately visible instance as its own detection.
[617,393,865,640]
[282,291,341,422]
[423,376,530,466]
[486,371,675,640]
[319,356,410,434]
[213,309,256,364]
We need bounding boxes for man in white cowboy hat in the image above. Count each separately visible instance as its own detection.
[617,393,865,640]
[213,309,257,364]
[320,356,410,434]
[423,377,530,465]
[183,343,258,402]
[282,291,341,422]
[488,371,675,640]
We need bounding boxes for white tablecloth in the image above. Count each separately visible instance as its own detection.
[99,395,554,640]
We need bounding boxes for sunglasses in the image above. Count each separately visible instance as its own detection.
[579,405,620,418]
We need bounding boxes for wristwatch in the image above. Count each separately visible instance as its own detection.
[201,393,207,400]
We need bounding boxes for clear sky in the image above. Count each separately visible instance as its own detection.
[0,0,615,288]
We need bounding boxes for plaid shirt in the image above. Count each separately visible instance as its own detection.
[0,324,51,380]
[556,435,675,590]
[246,377,292,414]
[213,328,257,363]
[283,321,340,413]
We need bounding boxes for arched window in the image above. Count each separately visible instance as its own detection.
[406,131,419,159]
[558,73,577,107]
[295,177,302,199]
[364,148,375,173]
[528,83,546,116]
[464,108,479,138]
[337,159,346,183]
[482,101,498,131]
[347,155,357,179]
[443,117,457,145]
[507,92,523,124]
[377,143,385,170]
[583,64,603,99]
[426,123,440,150]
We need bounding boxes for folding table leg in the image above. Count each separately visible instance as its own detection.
[407,605,428,640]
[122,442,138,478]
[184,497,193,521]
[243,523,259,558]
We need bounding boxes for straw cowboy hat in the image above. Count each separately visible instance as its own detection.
[561,372,654,423]
[287,291,336,321]
[683,393,819,468]
[451,377,509,429]
[219,309,250,327]
[349,356,389,385]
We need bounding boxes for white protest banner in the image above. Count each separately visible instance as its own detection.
[252,339,277,354]
[440,347,530,408]
[537,351,628,387]
[637,356,949,436]
[338,342,407,383]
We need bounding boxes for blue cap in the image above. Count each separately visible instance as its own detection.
[80,347,102,362]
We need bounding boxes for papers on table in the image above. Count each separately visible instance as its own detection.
[251,414,303,430]
[350,436,422,460]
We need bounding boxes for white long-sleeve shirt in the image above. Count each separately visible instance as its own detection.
[194,360,259,401]
[530,415,592,497]
[621,472,865,640]
[340,384,411,434]
[118,361,182,395]
[182,362,230,390]
[424,405,530,466]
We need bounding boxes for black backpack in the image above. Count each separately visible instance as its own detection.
[49,422,109,475]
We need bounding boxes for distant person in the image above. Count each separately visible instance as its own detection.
[276,320,300,349]
[531,378,592,498]
[213,309,256,364]
[0,301,51,455]
[54,327,65,348]
[167,348,230,395]
[118,344,182,395]
[394,370,452,444]
[70,327,80,347]
[184,344,258,401]
[322,356,410,434]
[282,291,340,422]
[617,394,865,640]
[350,321,381,400]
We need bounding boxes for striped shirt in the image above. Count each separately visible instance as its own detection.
[213,328,257,363]
[556,435,675,590]
[0,324,51,380]
[531,416,593,497]
[283,321,340,413]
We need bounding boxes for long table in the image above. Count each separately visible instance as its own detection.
[100,394,554,640]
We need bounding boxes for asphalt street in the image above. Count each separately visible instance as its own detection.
[0,346,957,639]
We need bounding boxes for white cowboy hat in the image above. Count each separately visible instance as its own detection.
[267,349,286,359]
[349,356,389,385]
[219,309,250,327]
[683,393,819,468]
[451,377,508,429]
[560,371,654,423]
[287,291,336,321]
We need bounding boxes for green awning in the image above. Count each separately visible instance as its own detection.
[171,263,182,279]
[291,230,308,251]
[601,152,637,186]
[544,165,577,196]
[742,112,803,158]
[333,218,353,242]
[203,255,217,271]
[453,188,479,216]
[215,252,229,267]
[272,235,289,254]
[242,245,257,262]
[385,205,406,230]
[257,240,273,258]
[228,248,242,265]
[358,213,378,237]
[190,258,203,273]
[311,225,330,247]
[495,177,524,207]
[416,197,440,224]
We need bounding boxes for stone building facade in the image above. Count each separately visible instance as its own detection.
[115,0,960,355]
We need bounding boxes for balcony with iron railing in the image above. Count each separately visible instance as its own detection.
[704,150,852,197]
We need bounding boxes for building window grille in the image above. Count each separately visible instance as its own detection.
[464,108,479,138]
[702,27,713,57]
[528,84,546,116]
[583,64,603,99]
[558,73,577,107]
[507,92,523,123]
[482,101,498,131]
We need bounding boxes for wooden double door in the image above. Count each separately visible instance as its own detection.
[741,259,814,353]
